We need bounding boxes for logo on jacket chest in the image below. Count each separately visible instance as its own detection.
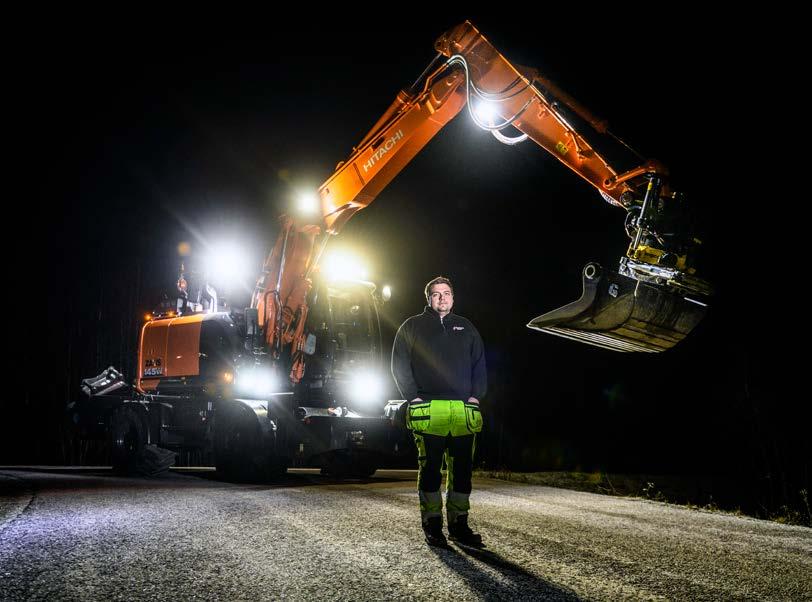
[452,326,464,331]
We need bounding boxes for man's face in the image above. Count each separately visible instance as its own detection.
[429,283,454,316]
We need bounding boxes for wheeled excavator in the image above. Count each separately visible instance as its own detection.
[71,21,711,477]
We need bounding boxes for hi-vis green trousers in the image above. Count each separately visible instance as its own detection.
[407,399,483,526]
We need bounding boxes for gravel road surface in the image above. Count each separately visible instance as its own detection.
[1,469,809,601]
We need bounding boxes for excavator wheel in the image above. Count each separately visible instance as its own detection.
[110,406,147,474]
[353,465,378,478]
[320,452,378,479]
[215,413,260,480]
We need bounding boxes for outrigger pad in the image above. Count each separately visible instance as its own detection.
[527,263,707,353]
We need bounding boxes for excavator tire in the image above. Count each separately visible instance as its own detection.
[110,406,147,474]
[352,465,378,478]
[320,452,378,479]
[214,411,267,481]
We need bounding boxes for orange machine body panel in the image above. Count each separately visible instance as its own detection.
[137,314,206,391]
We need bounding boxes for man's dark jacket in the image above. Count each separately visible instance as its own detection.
[391,306,487,402]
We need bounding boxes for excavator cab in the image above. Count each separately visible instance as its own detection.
[295,277,389,413]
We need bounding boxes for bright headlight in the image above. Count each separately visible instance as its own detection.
[347,372,384,404]
[296,191,319,216]
[236,368,279,398]
[472,100,497,126]
[203,242,250,287]
[322,250,368,282]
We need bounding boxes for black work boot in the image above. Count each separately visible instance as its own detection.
[448,515,483,547]
[422,517,448,547]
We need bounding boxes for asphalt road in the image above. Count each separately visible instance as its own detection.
[1,468,810,601]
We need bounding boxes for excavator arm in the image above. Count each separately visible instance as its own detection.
[256,21,711,369]
[320,23,651,232]
[319,60,466,234]
[321,22,676,228]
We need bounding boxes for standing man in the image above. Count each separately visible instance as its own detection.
[391,276,487,547]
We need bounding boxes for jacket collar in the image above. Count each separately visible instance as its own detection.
[423,305,453,319]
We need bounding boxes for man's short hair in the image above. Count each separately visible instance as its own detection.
[425,276,454,302]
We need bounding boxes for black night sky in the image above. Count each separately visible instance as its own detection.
[11,17,804,516]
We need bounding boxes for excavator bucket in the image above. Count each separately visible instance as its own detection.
[527,263,707,352]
